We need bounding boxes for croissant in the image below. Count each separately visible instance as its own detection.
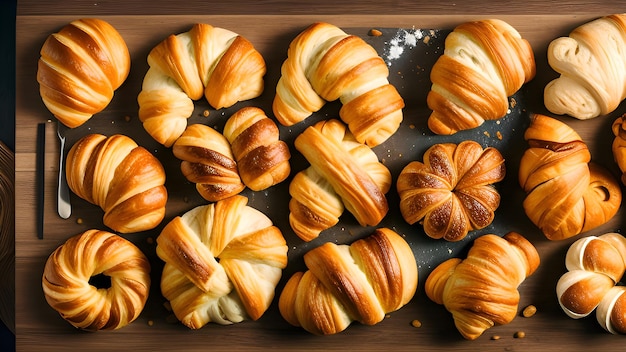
[427,19,535,134]
[223,107,291,191]
[396,140,505,242]
[37,18,130,128]
[172,123,245,202]
[544,14,626,119]
[138,23,266,147]
[611,114,626,185]
[278,228,417,335]
[518,114,621,240]
[65,134,167,233]
[156,195,288,328]
[425,232,540,340]
[289,119,391,241]
[556,233,626,334]
[273,22,404,147]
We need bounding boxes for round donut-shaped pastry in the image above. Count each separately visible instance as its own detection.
[156,195,288,329]
[396,140,505,242]
[42,229,151,331]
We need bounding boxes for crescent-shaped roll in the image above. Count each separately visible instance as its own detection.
[37,18,130,128]
[518,114,621,240]
[289,119,391,241]
[425,232,540,340]
[273,22,404,147]
[138,23,266,147]
[65,134,167,233]
[156,195,288,329]
[544,14,626,119]
[223,107,291,191]
[278,228,417,335]
[397,140,506,242]
[173,123,245,202]
[427,19,535,134]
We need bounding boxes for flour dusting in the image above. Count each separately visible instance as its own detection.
[384,28,425,65]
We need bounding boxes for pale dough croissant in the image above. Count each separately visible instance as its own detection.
[427,19,535,134]
[273,22,404,147]
[289,119,391,241]
[611,114,626,185]
[138,23,266,147]
[425,232,540,340]
[518,114,622,240]
[544,14,626,119]
[278,228,417,335]
[223,107,291,191]
[37,18,130,128]
[156,195,288,329]
[65,134,167,233]
[42,229,151,331]
[556,233,626,334]
[173,123,245,202]
[397,140,505,242]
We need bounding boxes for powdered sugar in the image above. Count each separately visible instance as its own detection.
[384,28,425,64]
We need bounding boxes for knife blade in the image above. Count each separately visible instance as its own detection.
[57,122,71,219]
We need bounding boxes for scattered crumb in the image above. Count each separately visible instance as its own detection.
[423,35,431,44]
[522,304,537,318]
[510,97,517,109]
[76,218,83,224]
[490,335,501,340]
[147,320,154,326]
[369,28,383,37]
[514,331,526,339]
[203,110,210,117]
[496,131,503,140]
[483,131,490,137]
[124,115,131,122]
[385,314,391,319]
[409,124,416,129]
[146,237,154,245]
[410,319,422,328]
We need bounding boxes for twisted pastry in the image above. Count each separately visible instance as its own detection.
[556,233,626,334]
[397,140,505,242]
[545,14,626,119]
[156,195,288,329]
[425,232,540,340]
[611,114,626,185]
[37,18,130,128]
[138,23,266,147]
[289,119,391,241]
[278,228,417,335]
[518,114,621,240]
[273,22,404,147]
[427,19,535,134]
[223,107,291,191]
[66,134,167,233]
[42,229,151,331]
[173,123,245,202]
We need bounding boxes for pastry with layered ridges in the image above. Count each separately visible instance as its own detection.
[611,114,626,185]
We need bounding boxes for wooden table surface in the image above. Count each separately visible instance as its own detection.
[12,1,626,351]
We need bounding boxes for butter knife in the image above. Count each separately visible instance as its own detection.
[57,122,71,219]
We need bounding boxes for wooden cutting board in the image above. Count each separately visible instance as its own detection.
[15,13,626,351]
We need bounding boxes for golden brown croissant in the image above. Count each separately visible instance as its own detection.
[273,22,404,147]
[611,114,626,185]
[223,107,291,191]
[545,14,626,119]
[396,140,505,242]
[156,195,288,329]
[65,134,167,233]
[173,123,245,202]
[42,229,151,331]
[289,119,391,241]
[427,19,535,134]
[37,18,130,128]
[518,114,621,240]
[278,228,417,335]
[425,232,540,340]
[138,23,266,147]
[556,233,626,334]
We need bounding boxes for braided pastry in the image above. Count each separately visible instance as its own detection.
[42,229,151,331]
[223,107,291,191]
[156,195,288,328]
[397,140,505,242]
[273,22,404,147]
[612,114,626,185]
[173,123,245,202]
[66,134,167,233]
[556,233,626,334]
[278,228,417,335]
[425,232,540,340]
[289,119,391,241]
[138,23,266,147]
[37,18,130,128]
[427,19,535,134]
[545,14,626,119]
[518,114,622,240]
